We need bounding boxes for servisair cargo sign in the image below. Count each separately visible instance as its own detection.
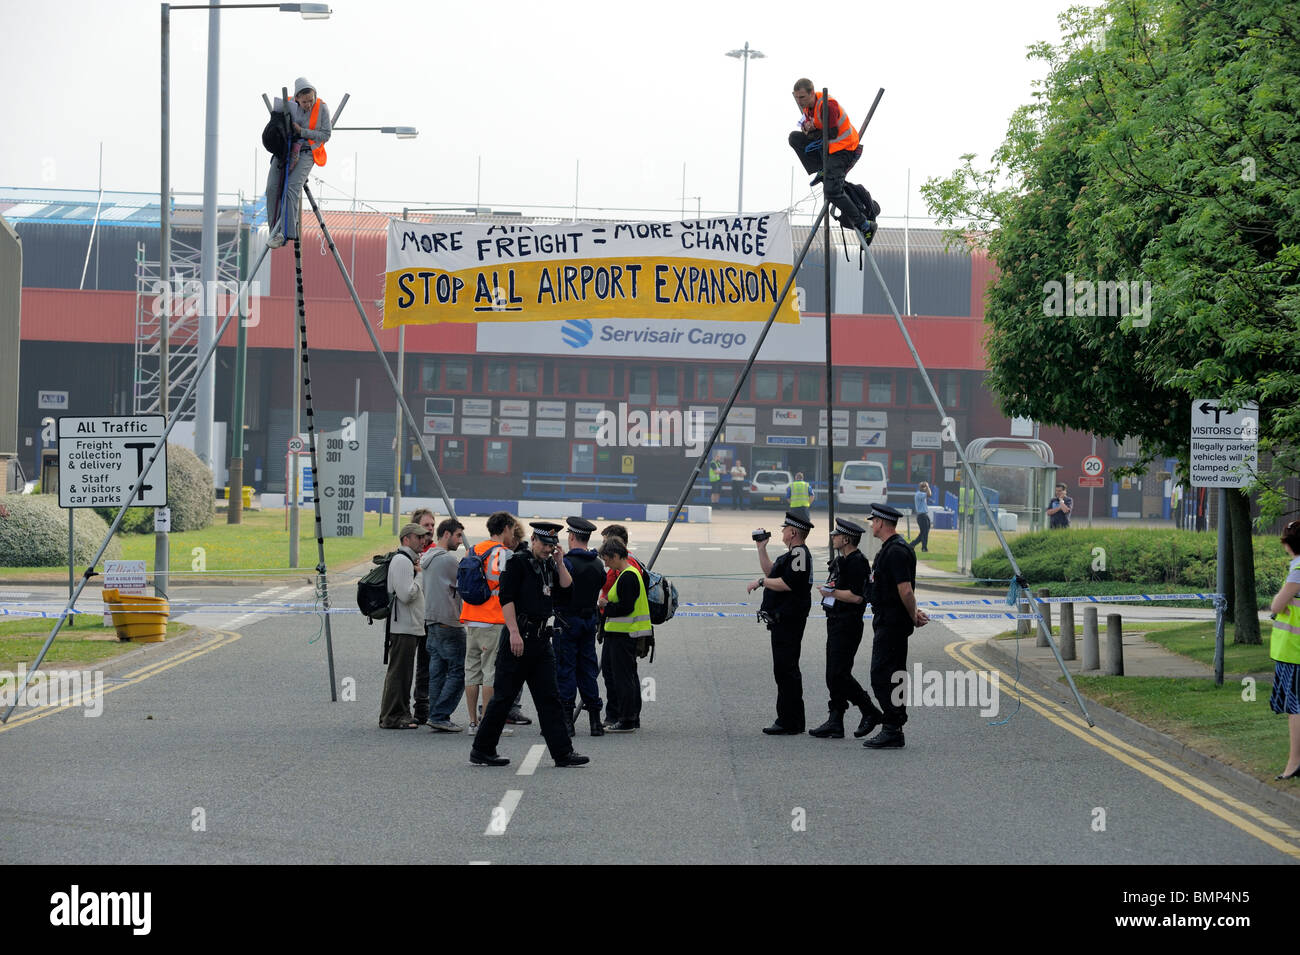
[383,213,798,327]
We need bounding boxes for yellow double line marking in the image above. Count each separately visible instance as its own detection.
[0,630,243,734]
[946,640,1300,860]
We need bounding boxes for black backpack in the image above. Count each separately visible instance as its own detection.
[262,113,289,160]
[357,551,398,624]
[832,182,881,245]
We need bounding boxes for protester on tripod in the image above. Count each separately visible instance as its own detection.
[266,77,330,249]
[787,78,868,234]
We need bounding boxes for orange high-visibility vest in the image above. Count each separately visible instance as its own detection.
[803,92,859,154]
[306,99,327,166]
[459,540,507,626]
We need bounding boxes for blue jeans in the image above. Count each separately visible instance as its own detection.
[426,623,467,722]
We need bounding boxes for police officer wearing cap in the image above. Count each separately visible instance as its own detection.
[861,503,930,749]
[554,516,606,737]
[747,512,815,734]
[470,522,590,768]
[810,518,876,739]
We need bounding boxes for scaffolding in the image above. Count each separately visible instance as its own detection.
[132,227,239,419]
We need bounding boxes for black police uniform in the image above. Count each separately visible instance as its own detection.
[867,532,918,730]
[556,545,605,720]
[823,546,876,719]
[760,542,813,732]
[473,550,576,759]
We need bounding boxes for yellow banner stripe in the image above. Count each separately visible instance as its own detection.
[382,257,798,326]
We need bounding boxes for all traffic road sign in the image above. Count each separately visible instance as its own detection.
[58,416,168,509]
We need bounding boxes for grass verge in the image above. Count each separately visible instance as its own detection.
[0,509,390,581]
[1070,674,1293,785]
[0,618,193,672]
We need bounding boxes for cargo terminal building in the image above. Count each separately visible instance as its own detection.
[8,187,1149,521]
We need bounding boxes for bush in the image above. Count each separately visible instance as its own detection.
[971,528,1288,607]
[0,495,122,567]
[164,443,214,532]
[89,442,213,534]
[92,505,154,535]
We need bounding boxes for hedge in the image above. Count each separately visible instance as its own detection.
[0,495,122,566]
[971,528,1288,605]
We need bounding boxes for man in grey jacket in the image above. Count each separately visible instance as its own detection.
[266,76,331,248]
[421,518,467,732]
[379,522,427,729]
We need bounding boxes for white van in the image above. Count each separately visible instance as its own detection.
[837,460,888,507]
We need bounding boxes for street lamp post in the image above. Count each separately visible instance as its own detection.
[160,1,331,583]
[726,41,764,215]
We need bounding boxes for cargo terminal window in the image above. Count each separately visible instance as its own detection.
[556,365,582,396]
[587,367,613,396]
[486,362,511,393]
[868,372,892,404]
[517,362,540,394]
[629,368,652,404]
[838,370,863,404]
[485,439,511,474]
[656,368,678,405]
[419,357,441,392]
[754,369,779,400]
[798,370,822,402]
[711,368,738,399]
[444,359,470,392]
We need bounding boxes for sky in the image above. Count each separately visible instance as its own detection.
[0,0,1093,225]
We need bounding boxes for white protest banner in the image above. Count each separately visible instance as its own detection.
[383,214,798,327]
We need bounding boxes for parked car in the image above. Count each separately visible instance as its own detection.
[837,460,888,507]
[749,469,793,507]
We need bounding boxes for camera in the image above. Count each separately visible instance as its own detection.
[752,528,771,542]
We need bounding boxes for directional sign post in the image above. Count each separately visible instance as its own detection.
[1190,399,1260,687]
[315,414,368,539]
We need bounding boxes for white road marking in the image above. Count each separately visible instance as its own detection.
[699,547,723,551]
[484,790,523,836]
[516,744,545,776]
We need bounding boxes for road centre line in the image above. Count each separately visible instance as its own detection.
[516,744,545,776]
[946,640,1300,859]
[485,790,523,836]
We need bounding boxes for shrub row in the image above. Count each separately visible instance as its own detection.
[0,495,122,566]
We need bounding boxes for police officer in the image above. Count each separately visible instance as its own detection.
[810,518,876,739]
[747,512,814,735]
[861,503,930,750]
[555,516,606,737]
[470,522,590,768]
[788,472,814,522]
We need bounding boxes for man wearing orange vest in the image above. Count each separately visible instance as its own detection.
[787,78,869,234]
[266,76,330,248]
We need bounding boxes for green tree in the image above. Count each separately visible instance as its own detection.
[923,0,1300,641]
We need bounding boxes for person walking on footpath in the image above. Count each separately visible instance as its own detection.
[1268,520,1300,781]
[379,522,428,729]
[265,77,330,248]
[910,482,932,552]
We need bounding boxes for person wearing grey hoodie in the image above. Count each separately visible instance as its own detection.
[266,76,331,247]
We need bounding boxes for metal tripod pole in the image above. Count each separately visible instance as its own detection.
[299,185,461,527]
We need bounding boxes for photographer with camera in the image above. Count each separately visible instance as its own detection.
[470,522,590,769]
[747,513,815,735]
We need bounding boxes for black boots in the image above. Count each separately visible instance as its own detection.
[589,708,605,737]
[808,709,847,739]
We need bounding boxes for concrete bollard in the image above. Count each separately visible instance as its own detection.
[1104,613,1125,676]
[1017,599,1031,636]
[1082,606,1100,670]
[1060,602,1076,660]
[1035,589,1052,647]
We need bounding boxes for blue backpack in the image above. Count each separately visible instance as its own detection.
[457,544,505,606]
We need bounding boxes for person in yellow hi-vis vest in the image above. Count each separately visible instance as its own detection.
[788,472,814,522]
[598,537,651,733]
[1268,520,1300,780]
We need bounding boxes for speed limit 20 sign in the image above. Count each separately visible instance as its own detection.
[1079,454,1105,488]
